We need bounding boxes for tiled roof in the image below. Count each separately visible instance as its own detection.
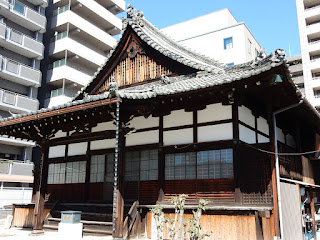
[73,5,225,100]
[0,48,293,123]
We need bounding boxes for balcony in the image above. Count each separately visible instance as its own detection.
[0,136,35,147]
[0,55,41,87]
[289,64,303,73]
[47,64,91,87]
[292,75,304,85]
[25,0,48,7]
[306,22,320,36]
[0,0,46,33]
[49,37,106,69]
[45,94,73,108]
[53,0,122,35]
[0,22,44,60]
[0,88,39,113]
[96,0,125,15]
[305,4,320,18]
[308,40,320,53]
[51,10,117,52]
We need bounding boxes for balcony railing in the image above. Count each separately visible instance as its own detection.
[0,88,39,112]
[313,77,320,81]
[0,22,44,59]
[0,55,41,86]
[0,0,46,32]
[309,39,320,45]
[0,159,33,176]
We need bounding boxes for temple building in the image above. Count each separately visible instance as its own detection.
[1,6,320,240]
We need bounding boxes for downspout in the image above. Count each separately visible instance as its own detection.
[273,99,303,240]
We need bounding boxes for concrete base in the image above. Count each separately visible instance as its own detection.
[58,222,83,240]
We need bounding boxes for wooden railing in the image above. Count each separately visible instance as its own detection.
[122,200,139,240]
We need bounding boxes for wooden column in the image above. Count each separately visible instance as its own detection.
[309,187,317,237]
[113,102,126,238]
[267,106,280,237]
[84,141,91,201]
[33,142,49,230]
[232,103,242,204]
[158,115,165,202]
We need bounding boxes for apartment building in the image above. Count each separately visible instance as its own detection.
[0,0,46,207]
[287,55,305,94]
[41,0,125,108]
[161,9,261,66]
[0,0,46,163]
[296,0,320,110]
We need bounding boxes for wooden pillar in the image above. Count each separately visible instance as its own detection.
[309,187,317,237]
[113,102,126,238]
[232,103,242,204]
[33,142,49,230]
[158,115,165,202]
[84,141,91,201]
[267,106,280,237]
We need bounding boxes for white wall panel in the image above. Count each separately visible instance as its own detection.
[163,128,193,146]
[163,110,193,128]
[257,117,269,135]
[129,116,159,129]
[198,123,233,142]
[238,106,255,128]
[126,130,159,146]
[239,125,256,144]
[48,145,66,158]
[90,139,116,150]
[276,127,286,144]
[258,134,270,143]
[52,130,67,139]
[68,142,88,156]
[91,121,115,132]
[197,103,232,123]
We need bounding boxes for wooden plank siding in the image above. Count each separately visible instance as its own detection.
[12,205,50,228]
[146,212,258,240]
[46,183,86,201]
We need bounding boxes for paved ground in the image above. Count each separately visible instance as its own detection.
[0,209,114,240]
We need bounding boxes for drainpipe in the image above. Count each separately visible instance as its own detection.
[273,99,303,240]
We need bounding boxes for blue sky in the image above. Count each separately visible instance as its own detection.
[119,0,301,57]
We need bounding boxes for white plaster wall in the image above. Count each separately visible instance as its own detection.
[68,142,88,156]
[91,121,115,132]
[51,130,67,139]
[276,127,286,144]
[238,106,255,128]
[239,125,256,144]
[126,130,159,146]
[163,128,193,146]
[163,110,193,128]
[197,103,232,123]
[129,116,159,129]
[258,134,270,143]
[49,145,66,158]
[90,139,116,150]
[286,134,296,148]
[257,117,269,135]
[198,123,233,142]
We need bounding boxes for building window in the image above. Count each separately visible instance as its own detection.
[255,49,259,57]
[248,39,252,54]
[48,163,66,184]
[227,63,234,67]
[50,88,63,97]
[224,37,233,49]
[90,153,114,183]
[65,161,86,183]
[165,149,233,180]
[125,150,158,181]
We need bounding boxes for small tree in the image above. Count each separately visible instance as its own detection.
[150,195,211,240]
[188,199,211,240]
[150,205,165,240]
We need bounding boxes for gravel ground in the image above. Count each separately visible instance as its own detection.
[0,211,114,240]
